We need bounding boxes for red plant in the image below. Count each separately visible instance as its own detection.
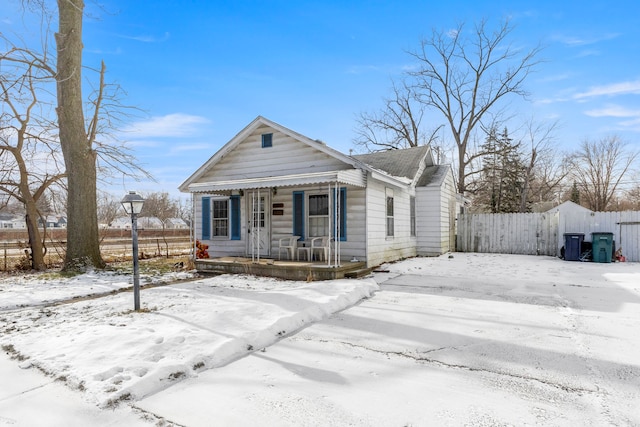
[195,240,209,259]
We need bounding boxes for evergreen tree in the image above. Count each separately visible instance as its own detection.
[474,127,526,212]
[570,182,581,205]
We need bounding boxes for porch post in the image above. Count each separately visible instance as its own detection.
[190,193,196,261]
[256,188,261,263]
[335,181,340,267]
[250,191,256,263]
[327,182,332,267]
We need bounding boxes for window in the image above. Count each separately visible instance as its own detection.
[261,133,273,148]
[212,199,229,237]
[308,194,329,237]
[251,196,265,228]
[386,193,394,237]
[295,190,347,240]
[410,196,416,237]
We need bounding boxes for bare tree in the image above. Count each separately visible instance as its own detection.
[354,80,442,151]
[96,191,122,227]
[141,192,179,257]
[408,19,543,194]
[569,135,639,211]
[2,1,152,271]
[0,61,65,270]
[518,119,567,212]
[625,184,640,210]
[176,196,193,228]
[54,0,106,270]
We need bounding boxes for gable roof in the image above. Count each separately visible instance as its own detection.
[416,164,452,187]
[180,116,367,192]
[179,116,412,193]
[352,145,433,182]
[546,200,593,214]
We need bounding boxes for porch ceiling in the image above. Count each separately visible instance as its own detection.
[187,169,366,193]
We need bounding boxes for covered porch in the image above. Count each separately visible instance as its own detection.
[190,168,367,268]
[195,257,371,281]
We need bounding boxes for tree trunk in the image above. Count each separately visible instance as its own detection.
[18,149,47,270]
[56,0,105,270]
[24,212,46,270]
[457,146,466,195]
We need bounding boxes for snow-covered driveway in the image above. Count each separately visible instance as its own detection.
[138,254,640,426]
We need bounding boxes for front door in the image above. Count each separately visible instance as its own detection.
[247,191,270,257]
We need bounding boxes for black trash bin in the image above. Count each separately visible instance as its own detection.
[591,232,614,263]
[563,233,584,261]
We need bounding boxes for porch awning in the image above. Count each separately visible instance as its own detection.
[187,169,366,193]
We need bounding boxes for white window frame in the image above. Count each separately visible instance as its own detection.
[307,193,329,238]
[212,198,229,238]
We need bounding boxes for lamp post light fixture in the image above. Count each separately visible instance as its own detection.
[121,191,145,311]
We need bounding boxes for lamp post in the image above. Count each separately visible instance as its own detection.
[121,191,145,311]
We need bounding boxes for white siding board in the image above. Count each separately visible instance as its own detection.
[365,178,416,267]
[415,168,456,256]
[197,128,350,183]
[193,193,247,258]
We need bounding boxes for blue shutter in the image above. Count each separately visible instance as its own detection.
[332,188,347,241]
[293,191,304,240]
[201,197,210,240]
[230,195,241,240]
[339,187,347,241]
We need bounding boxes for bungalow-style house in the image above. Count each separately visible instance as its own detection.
[179,116,457,278]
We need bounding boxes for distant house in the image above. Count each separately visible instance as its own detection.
[137,217,164,229]
[179,116,458,270]
[0,213,18,229]
[110,216,131,229]
[38,215,67,228]
[110,216,166,229]
[165,218,189,229]
[546,200,593,215]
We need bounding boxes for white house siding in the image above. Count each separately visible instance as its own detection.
[199,125,351,183]
[365,179,416,268]
[194,185,368,261]
[416,171,456,256]
[270,186,367,261]
[194,193,246,258]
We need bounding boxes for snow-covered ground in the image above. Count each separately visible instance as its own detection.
[1,253,639,426]
[0,270,377,408]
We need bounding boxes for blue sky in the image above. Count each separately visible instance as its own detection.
[3,0,640,199]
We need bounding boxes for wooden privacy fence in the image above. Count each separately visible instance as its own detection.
[458,211,640,262]
[457,212,559,256]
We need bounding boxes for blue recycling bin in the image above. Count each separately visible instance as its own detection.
[563,233,584,261]
[591,232,614,263]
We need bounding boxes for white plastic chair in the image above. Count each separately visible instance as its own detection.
[310,236,332,261]
[278,236,300,260]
